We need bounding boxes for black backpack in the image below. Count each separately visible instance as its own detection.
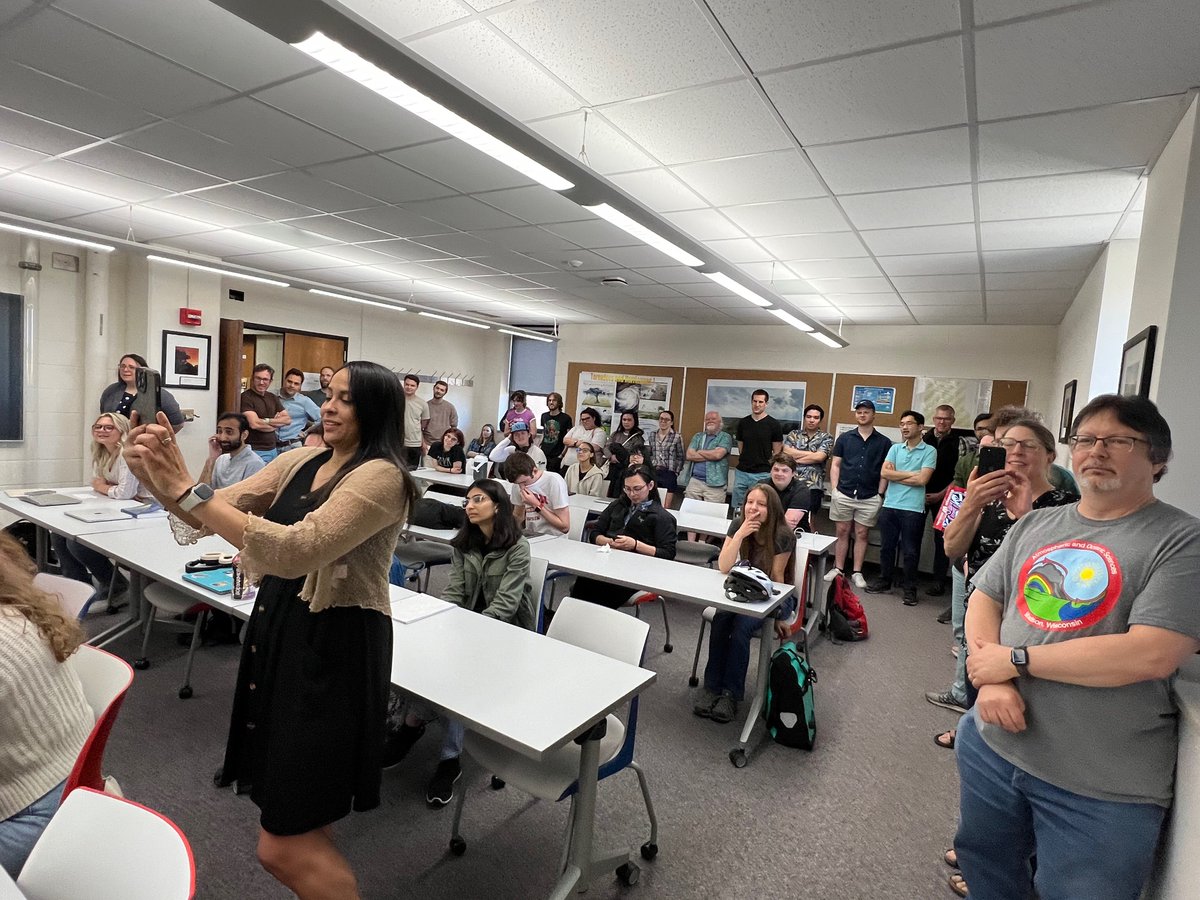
[410,497,466,530]
[764,639,817,750]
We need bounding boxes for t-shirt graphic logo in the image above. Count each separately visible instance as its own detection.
[1016,540,1122,631]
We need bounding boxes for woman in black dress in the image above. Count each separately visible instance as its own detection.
[126,361,416,900]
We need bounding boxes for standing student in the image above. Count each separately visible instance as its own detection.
[501,390,536,438]
[826,399,891,590]
[100,352,186,432]
[680,410,734,504]
[732,389,783,513]
[649,410,684,501]
[276,368,322,453]
[422,380,458,451]
[401,374,429,468]
[923,405,960,597]
[125,361,416,900]
[783,404,834,514]
[240,364,291,464]
[561,407,607,469]
[539,392,572,474]
[604,411,646,498]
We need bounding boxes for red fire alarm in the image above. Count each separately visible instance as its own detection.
[179,308,202,326]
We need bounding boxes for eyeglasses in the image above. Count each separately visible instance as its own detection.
[996,438,1046,452]
[1068,435,1150,453]
[462,495,492,507]
[92,424,117,432]
[578,447,593,454]
[623,483,650,494]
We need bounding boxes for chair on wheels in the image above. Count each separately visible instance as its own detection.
[449,597,658,885]
[62,644,134,798]
[393,536,453,592]
[34,572,100,621]
[133,583,213,699]
[17,787,196,900]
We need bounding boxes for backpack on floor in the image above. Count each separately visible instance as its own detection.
[825,574,869,642]
[764,639,817,750]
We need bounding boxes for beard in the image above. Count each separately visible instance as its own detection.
[1078,472,1122,493]
[218,440,242,454]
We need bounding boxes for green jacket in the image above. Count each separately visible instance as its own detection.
[443,537,535,630]
[679,430,734,488]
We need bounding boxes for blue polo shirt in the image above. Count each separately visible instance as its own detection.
[832,428,892,500]
[882,441,937,512]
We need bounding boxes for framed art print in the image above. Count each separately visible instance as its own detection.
[161,330,210,390]
[1059,380,1076,444]
[1119,326,1157,399]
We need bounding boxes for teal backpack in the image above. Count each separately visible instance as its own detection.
[764,639,817,751]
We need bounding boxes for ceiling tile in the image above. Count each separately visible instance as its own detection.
[119,124,284,181]
[531,111,657,175]
[305,156,454,205]
[603,81,792,166]
[177,99,363,167]
[974,0,1200,120]
[823,292,902,307]
[808,277,896,294]
[840,184,975,230]
[190,184,320,221]
[544,218,641,248]
[977,96,1190,180]
[340,0,469,39]
[843,307,918,324]
[401,195,527,231]
[171,228,291,257]
[362,238,456,262]
[280,215,395,244]
[974,0,1084,26]
[987,288,1075,305]
[609,169,706,212]
[763,37,967,144]
[983,246,1102,271]
[672,149,826,207]
[488,0,741,105]
[877,252,980,276]
[426,258,504,277]
[140,195,266,229]
[861,223,978,255]
[720,197,849,236]
[209,248,342,271]
[901,290,984,306]
[596,244,694,268]
[914,308,985,324]
[787,257,882,279]
[339,205,458,238]
[892,273,982,292]
[244,172,381,215]
[709,0,960,69]
[758,232,869,259]
[979,214,1121,250]
[407,20,580,120]
[703,237,774,263]
[473,225,575,253]
[0,105,97,156]
[978,169,1142,220]
[233,222,338,250]
[985,306,1067,324]
[0,139,47,171]
[759,278,819,294]
[386,139,535,192]
[662,209,746,242]
[808,127,971,193]
[65,145,221,193]
[0,61,151,138]
[25,159,167,203]
[0,172,124,214]
[473,185,591,224]
[986,270,1085,290]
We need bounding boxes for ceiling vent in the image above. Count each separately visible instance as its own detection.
[601,276,628,286]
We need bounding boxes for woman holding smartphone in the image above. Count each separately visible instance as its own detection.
[99,352,185,431]
[125,361,416,900]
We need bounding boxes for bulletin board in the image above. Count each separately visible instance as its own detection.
[565,362,686,433]
[679,367,835,448]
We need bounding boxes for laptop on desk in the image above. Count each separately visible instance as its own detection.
[19,491,83,507]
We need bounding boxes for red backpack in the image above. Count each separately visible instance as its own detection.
[825,574,869,642]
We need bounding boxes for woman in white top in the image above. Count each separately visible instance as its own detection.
[50,413,143,603]
[563,441,609,498]
[560,407,607,469]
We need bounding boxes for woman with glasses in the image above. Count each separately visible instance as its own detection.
[649,410,684,503]
[382,479,533,808]
[561,407,607,469]
[564,441,608,498]
[50,413,143,604]
[99,353,186,431]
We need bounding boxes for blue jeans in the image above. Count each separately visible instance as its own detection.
[954,712,1165,900]
[51,533,115,589]
[950,566,968,704]
[731,470,770,514]
[254,448,278,464]
[877,507,925,590]
[0,779,65,877]
[703,612,763,701]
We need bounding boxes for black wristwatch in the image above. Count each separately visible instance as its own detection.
[1010,646,1030,673]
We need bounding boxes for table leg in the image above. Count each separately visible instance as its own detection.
[88,570,146,649]
[35,525,48,570]
[730,626,776,768]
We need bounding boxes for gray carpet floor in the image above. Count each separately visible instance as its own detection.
[85,570,964,900]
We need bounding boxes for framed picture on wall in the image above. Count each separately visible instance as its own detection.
[1059,380,1077,444]
[1119,326,1157,399]
[161,330,210,390]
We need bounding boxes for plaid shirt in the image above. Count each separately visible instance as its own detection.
[783,428,834,488]
[649,428,684,474]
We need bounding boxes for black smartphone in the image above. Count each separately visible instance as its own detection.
[977,445,1007,477]
[131,366,162,426]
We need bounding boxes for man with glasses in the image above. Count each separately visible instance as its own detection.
[869,411,937,605]
[923,405,960,598]
[504,451,569,538]
[955,394,1200,900]
[570,464,677,608]
[240,363,290,464]
[681,410,734,504]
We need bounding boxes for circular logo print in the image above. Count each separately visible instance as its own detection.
[1016,540,1122,631]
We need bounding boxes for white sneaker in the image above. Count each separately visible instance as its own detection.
[851,572,867,589]
[822,566,842,583]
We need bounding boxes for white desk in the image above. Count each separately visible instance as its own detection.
[1146,662,1200,900]
[567,493,610,515]
[0,865,21,900]
[412,467,477,491]
[0,488,164,568]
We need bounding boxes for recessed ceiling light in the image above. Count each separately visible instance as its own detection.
[584,203,704,267]
[418,311,490,330]
[0,221,114,252]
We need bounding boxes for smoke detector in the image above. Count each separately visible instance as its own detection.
[566,258,584,268]
[601,276,628,287]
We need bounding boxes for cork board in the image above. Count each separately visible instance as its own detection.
[679,367,835,448]
[565,361,686,431]
[830,373,916,435]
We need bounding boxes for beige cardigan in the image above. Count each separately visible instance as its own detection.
[173,447,409,615]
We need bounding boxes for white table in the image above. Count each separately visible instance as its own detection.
[0,865,22,899]
[567,493,610,515]
[412,467,477,491]
[1145,661,1200,899]
[530,536,791,765]
[0,488,164,568]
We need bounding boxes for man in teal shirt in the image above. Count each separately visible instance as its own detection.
[867,410,936,605]
[680,410,734,504]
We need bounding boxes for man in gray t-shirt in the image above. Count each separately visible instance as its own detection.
[955,395,1200,900]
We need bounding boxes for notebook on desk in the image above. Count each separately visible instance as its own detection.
[19,491,82,507]
[182,568,235,595]
[390,594,452,624]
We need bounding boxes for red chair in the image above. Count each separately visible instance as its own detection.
[62,644,134,798]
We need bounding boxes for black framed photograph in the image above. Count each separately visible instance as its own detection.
[1119,326,1158,399]
[161,330,210,390]
[1058,379,1077,445]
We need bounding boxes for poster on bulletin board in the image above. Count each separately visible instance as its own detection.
[851,384,896,414]
[576,370,673,433]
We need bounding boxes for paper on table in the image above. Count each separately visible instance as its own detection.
[390,594,452,624]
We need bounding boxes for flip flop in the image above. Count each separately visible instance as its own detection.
[934,728,956,750]
[948,872,968,897]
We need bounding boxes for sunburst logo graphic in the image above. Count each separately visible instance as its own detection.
[1016,540,1122,631]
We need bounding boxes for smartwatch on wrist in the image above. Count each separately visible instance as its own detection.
[177,482,215,513]
[1010,646,1030,674]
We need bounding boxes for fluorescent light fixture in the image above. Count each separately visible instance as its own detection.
[309,288,406,312]
[767,308,814,332]
[809,331,843,348]
[0,221,114,252]
[418,311,490,330]
[146,254,289,287]
[583,203,704,267]
[293,33,573,192]
[702,271,770,307]
[499,328,554,343]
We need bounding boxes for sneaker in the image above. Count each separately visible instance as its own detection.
[925,690,968,714]
[692,690,719,719]
[951,645,960,658]
[709,692,738,724]
[382,722,426,770]
[936,606,952,624]
[903,589,918,606]
[822,566,842,583]
[426,757,461,808]
[851,572,867,590]
[865,578,892,593]
[927,581,948,598]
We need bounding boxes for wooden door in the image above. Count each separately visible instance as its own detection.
[283,333,347,376]
[991,380,1029,411]
[218,318,245,416]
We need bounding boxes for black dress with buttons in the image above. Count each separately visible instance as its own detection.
[216,450,393,836]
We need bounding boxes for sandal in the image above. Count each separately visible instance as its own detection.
[944,848,958,868]
[934,728,957,750]
[948,872,968,897]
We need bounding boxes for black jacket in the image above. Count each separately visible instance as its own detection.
[590,495,677,560]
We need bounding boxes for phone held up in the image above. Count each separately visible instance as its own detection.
[976,445,1007,478]
[131,366,163,427]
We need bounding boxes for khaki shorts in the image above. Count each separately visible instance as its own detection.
[829,490,882,527]
[683,480,727,504]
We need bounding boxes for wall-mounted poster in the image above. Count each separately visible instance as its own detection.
[851,384,895,414]
[705,379,807,439]
[161,330,210,390]
[912,377,992,422]
[576,371,673,433]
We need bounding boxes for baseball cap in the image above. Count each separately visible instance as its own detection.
[854,399,876,411]
[509,420,529,433]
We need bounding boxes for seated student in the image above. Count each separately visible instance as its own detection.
[570,464,677,609]
[429,428,467,474]
[199,412,266,489]
[488,420,546,470]
[766,453,810,531]
[383,480,534,808]
[563,441,608,498]
[694,484,795,724]
[505,452,570,538]
[466,424,496,459]
[0,532,93,878]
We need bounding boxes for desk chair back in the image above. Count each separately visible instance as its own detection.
[34,572,97,621]
[17,787,195,900]
[680,497,729,519]
[566,507,587,542]
[528,555,549,632]
[780,547,811,638]
[62,645,134,797]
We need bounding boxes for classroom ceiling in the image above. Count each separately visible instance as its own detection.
[0,0,1195,329]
